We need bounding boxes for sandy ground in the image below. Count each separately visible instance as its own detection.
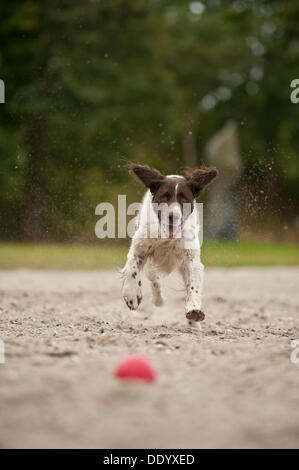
[0,267,299,449]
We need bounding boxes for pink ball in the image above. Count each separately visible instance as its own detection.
[115,355,156,383]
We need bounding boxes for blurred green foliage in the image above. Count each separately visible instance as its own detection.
[0,0,298,241]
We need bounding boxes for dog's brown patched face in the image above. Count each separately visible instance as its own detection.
[129,163,219,237]
[153,176,193,207]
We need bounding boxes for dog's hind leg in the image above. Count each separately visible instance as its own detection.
[146,264,164,307]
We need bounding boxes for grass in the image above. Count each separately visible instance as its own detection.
[202,240,299,267]
[0,241,298,269]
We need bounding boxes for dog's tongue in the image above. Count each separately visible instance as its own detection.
[168,224,174,238]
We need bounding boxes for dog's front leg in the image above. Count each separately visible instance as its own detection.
[181,249,205,323]
[122,241,145,311]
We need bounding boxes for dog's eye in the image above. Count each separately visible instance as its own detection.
[178,193,189,204]
[160,193,170,202]
[180,197,189,204]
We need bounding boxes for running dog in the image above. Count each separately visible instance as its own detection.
[122,163,218,325]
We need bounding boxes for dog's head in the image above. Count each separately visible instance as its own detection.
[129,163,218,238]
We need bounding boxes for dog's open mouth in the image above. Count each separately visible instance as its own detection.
[163,222,181,238]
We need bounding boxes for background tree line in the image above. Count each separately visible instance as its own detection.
[0,0,298,242]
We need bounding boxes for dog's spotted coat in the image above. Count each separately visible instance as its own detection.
[122,163,218,326]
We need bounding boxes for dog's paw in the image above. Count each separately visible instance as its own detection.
[186,309,205,322]
[122,279,142,311]
[123,294,142,310]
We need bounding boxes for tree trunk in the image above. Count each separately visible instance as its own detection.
[23,118,46,241]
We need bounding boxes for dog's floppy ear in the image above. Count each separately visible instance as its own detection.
[187,166,219,198]
[129,163,165,194]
